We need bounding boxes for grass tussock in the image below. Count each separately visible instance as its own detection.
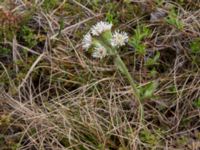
[0,0,200,149]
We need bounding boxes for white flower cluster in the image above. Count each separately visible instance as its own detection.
[82,21,129,59]
[111,31,129,47]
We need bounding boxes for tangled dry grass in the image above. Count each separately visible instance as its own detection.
[0,0,200,149]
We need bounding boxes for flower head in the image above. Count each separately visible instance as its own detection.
[92,43,107,59]
[91,21,112,36]
[82,32,92,50]
[111,31,129,47]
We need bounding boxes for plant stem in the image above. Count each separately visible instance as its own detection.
[100,32,144,122]
[115,54,139,99]
[115,54,144,123]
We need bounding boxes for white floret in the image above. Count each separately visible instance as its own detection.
[111,31,129,47]
[92,44,107,59]
[82,32,92,50]
[91,21,112,36]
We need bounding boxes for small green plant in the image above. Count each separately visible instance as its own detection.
[193,98,200,108]
[105,11,116,24]
[145,51,160,66]
[168,85,177,94]
[42,0,58,11]
[166,9,184,30]
[190,38,200,65]
[156,0,164,6]
[190,38,200,54]
[139,129,160,146]
[11,143,21,150]
[145,52,160,78]
[105,2,119,24]
[19,26,37,48]
[149,68,158,78]
[0,46,11,57]
[138,81,158,100]
[129,25,151,55]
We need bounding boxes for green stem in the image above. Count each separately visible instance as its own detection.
[115,54,144,123]
[99,31,144,123]
[100,36,140,99]
[115,54,139,99]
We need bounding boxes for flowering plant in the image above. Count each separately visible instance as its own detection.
[82,21,141,103]
[82,21,129,58]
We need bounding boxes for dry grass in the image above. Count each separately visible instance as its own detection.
[0,0,200,150]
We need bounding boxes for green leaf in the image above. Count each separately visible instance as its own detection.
[165,9,184,30]
[139,81,158,99]
[129,25,151,55]
[145,51,160,66]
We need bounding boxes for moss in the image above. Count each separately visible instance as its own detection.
[139,129,161,147]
